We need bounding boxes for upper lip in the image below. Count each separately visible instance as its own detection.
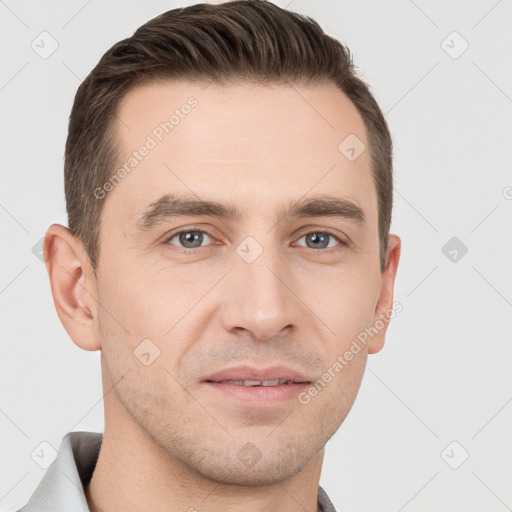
[203,365,311,383]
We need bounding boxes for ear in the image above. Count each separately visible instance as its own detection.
[44,224,101,351]
[367,234,401,355]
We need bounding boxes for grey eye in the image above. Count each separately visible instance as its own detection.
[168,231,212,249]
[296,232,340,249]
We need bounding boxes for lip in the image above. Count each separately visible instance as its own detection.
[204,381,310,405]
[201,365,312,407]
[202,365,312,384]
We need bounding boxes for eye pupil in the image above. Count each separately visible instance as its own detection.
[306,233,329,249]
[180,231,203,248]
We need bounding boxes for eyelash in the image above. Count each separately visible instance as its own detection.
[164,227,348,254]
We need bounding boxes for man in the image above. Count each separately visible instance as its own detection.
[19,1,400,511]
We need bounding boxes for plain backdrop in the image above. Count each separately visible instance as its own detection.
[1,1,511,511]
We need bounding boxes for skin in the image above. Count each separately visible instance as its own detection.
[45,80,400,512]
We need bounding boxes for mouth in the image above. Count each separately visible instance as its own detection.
[202,366,312,406]
[207,379,303,386]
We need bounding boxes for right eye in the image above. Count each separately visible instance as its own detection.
[166,229,216,252]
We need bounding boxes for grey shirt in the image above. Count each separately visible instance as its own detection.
[18,431,338,512]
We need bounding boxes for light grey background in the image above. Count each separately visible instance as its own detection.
[1,0,511,511]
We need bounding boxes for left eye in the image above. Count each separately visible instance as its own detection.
[295,232,342,250]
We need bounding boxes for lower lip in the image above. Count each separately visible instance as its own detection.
[204,382,310,405]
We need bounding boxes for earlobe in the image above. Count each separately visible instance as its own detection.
[367,234,401,355]
[44,224,101,351]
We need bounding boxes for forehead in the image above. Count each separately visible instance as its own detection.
[107,79,377,227]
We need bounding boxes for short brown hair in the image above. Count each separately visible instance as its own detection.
[65,0,393,273]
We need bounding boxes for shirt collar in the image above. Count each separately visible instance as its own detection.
[19,431,102,512]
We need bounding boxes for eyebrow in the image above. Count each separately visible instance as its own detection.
[136,193,366,230]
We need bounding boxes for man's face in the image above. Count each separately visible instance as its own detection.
[93,80,390,484]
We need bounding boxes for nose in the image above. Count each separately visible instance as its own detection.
[220,240,299,341]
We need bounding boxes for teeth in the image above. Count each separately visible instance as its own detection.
[218,379,289,386]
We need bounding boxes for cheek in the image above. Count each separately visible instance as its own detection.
[97,261,195,334]
[307,269,380,343]
[298,344,368,437]
[95,283,183,412]
[315,269,378,411]
[96,263,212,381]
